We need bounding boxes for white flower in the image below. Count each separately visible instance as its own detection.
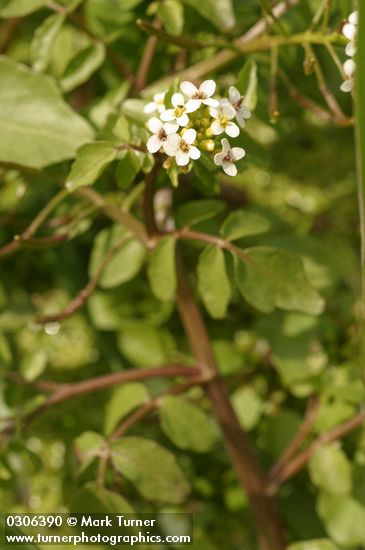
[340,58,356,93]
[144,92,166,114]
[146,117,179,153]
[160,93,197,127]
[221,86,251,128]
[164,128,201,166]
[343,11,358,57]
[180,80,219,111]
[209,102,239,138]
[214,138,245,177]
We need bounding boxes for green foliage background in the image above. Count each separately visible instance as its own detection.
[0,1,364,549]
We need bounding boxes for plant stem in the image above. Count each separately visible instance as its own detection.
[175,255,286,550]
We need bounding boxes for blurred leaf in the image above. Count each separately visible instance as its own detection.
[309,445,352,495]
[235,247,325,315]
[0,332,12,368]
[66,142,117,191]
[148,237,176,302]
[287,540,340,550]
[0,58,94,168]
[75,431,105,460]
[314,399,355,433]
[60,42,106,92]
[176,199,226,228]
[0,0,48,17]
[158,0,185,36]
[231,386,263,431]
[115,151,143,189]
[212,339,245,376]
[111,437,190,503]
[118,325,175,367]
[317,493,365,547]
[70,482,134,513]
[263,409,301,458]
[104,383,149,436]
[198,246,231,319]
[30,13,65,73]
[159,395,217,453]
[220,209,270,241]
[20,349,47,382]
[236,59,258,111]
[182,0,235,30]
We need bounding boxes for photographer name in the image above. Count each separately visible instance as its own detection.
[80,515,157,528]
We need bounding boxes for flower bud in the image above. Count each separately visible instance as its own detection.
[200,139,215,152]
[205,127,214,138]
[163,157,173,169]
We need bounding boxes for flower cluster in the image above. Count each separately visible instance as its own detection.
[144,80,250,178]
[341,11,358,93]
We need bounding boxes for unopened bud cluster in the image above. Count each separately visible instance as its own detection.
[341,11,358,93]
[144,80,250,178]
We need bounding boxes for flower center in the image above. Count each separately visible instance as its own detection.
[192,91,206,99]
[180,140,190,153]
[223,153,232,162]
[174,106,185,118]
[233,96,243,110]
[158,129,167,141]
[219,115,228,127]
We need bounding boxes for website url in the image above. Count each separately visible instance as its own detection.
[6,531,191,546]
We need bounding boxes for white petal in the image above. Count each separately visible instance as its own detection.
[147,116,163,133]
[235,112,246,128]
[229,86,240,103]
[176,150,190,166]
[157,104,166,113]
[225,122,240,138]
[343,22,356,40]
[239,104,251,119]
[189,145,201,160]
[203,97,219,108]
[346,41,357,56]
[211,120,224,135]
[182,128,196,144]
[349,11,358,25]
[147,135,162,153]
[221,103,236,119]
[343,58,356,77]
[221,138,230,154]
[340,79,354,92]
[172,92,185,107]
[164,134,181,156]
[222,160,237,177]
[144,101,156,114]
[177,113,189,127]
[160,109,175,122]
[209,107,219,119]
[163,122,179,134]
[214,152,225,166]
[154,92,165,101]
[199,79,216,97]
[185,98,201,112]
[230,147,246,161]
[180,81,198,97]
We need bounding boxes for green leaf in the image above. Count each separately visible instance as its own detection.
[158,0,184,36]
[182,0,235,30]
[317,494,365,547]
[287,540,340,550]
[70,483,134,514]
[0,57,94,168]
[115,151,143,189]
[159,395,217,453]
[60,42,106,92]
[176,199,226,228]
[309,445,352,495]
[118,325,175,368]
[236,59,258,111]
[231,386,263,430]
[20,349,47,382]
[30,13,65,73]
[66,142,117,192]
[235,247,324,315]
[198,246,231,319]
[0,0,48,17]
[212,339,245,376]
[220,210,270,241]
[104,383,149,436]
[111,437,190,503]
[75,431,105,459]
[148,237,176,302]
